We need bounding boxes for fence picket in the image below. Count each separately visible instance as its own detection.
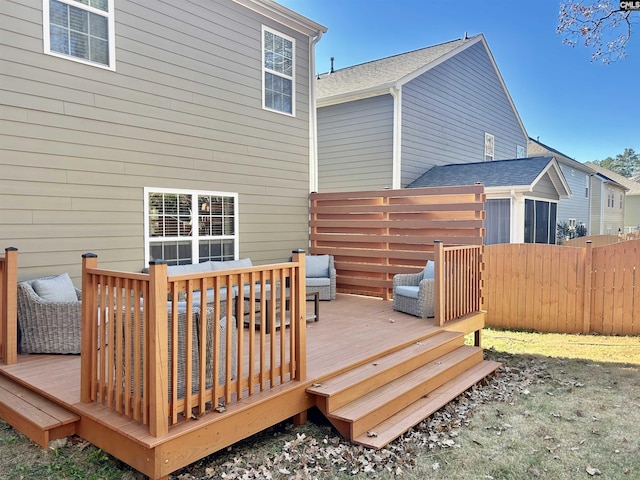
[485,239,640,335]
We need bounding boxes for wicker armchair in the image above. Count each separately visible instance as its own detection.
[17,275,82,354]
[392,261,435,318]
[305,255,336,300]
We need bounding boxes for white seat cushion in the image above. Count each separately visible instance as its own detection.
[306,277,330,287]
[306,255,330,278]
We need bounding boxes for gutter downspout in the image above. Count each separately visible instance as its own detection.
[390,86,402,189]
[309,30,323,193]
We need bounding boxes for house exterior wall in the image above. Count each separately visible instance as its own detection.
[590,179,626,235]
[625,196,640,232]
[400,41,527,186]
[0,0,317,281]
[317,95,394,191]
[557,163,590,231]
[530,174,561,201]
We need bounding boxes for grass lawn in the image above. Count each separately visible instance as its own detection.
[1,328,638,479]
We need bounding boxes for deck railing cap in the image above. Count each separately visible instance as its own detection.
[82,252,97,258]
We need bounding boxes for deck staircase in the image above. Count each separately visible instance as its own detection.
[306,330,500,449]
[0,375,79,448]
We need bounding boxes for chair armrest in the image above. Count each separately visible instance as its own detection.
[417,278,435,298]
[393,272,423,288]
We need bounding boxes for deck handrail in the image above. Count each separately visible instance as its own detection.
[434,242,483,326]
[80,252,307,437]
[0,247,18,365]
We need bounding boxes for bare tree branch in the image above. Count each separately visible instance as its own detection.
[557,1,638,64]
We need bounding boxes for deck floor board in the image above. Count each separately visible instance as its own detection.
[0,294,473,460]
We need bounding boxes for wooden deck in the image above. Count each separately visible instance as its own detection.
[0,294,497,479]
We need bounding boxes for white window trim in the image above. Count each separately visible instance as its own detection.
[144,187,239,267]
[261,25,295,117]
[43,0,116,71]
[516,144,525,159]
[484,133,495,161]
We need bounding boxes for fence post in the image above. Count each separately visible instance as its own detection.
[2,247,18,365]
[582,241,593,334]
[291,250,306,382]
[81,253,98,402]
[434,240,445,327]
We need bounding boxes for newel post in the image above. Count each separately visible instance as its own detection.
[292,249,307,381]
[434,241,445,327]
[582,241,593,335]
[148,260,169,437]
[2,247,18,365]
[81,253,98,402]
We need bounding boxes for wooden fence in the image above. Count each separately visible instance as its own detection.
[0,247,18,365]
[562,232,639,248]
[484,239,639,335]
[81,252,307,437]
[309,185,485,299]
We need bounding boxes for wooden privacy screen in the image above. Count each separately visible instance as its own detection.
[310,185,485,299]
[484,240,639,335]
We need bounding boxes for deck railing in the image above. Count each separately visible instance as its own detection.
[80,251,307,437]
[0,247,18,365]
[434,242,483,326]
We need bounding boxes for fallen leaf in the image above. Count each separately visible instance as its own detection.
[586,465,601,476]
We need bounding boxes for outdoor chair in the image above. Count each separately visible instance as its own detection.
[392,260,435,318]
[17,273,82,354]
[305,254,336,300]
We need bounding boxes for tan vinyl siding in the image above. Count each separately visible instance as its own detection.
[317,95,394,192]
[0,0,314,282]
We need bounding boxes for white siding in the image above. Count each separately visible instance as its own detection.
[401,42,526,186]
[317,95,394,192]
[0,0,314,281]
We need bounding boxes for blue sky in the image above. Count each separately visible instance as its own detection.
[278,0,639,163]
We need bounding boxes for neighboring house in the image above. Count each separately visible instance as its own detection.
[528,137,593,235]
[407,157,570,245]
[0,0,326,281]
[315,34,528,192]
[585,163,635,234]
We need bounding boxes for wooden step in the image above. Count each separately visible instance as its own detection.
[353,360,501,449]
[0,376,79,448]
[307,331,464,413]
[330,346,484,439]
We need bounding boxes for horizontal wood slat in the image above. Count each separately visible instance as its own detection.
[310,186,485,300]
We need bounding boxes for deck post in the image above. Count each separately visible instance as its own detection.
[148,260,169,437]
[582,241,593,335]
[1,247,18,365]
[291,250,306,381]
[434,240,445,327]
[81,253,98,402]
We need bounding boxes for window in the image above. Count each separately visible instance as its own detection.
[484,133,494,161]
[43,0,115,70]
[516,145,525,159]
[524,199,557,244]
[144,188,238,266]
[607,190,615,208]
[262,26,295,115]
[620,193,624,209]
[484,199,511,245]
[585,176,589,198]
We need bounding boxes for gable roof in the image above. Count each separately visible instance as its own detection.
[316,33,527,139]
[407,157,571,197]
[316,37,470,100]
[585,162,637,194]
[527,137,593,173]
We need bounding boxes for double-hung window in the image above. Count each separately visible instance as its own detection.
[144,188,238,266]
[262,26,295,116]
[524,199,557,244]
[43,0,115,70]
